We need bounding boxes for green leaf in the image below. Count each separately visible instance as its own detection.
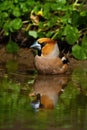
[12,7,21,17]
[80,10,87,17]
[28,31,38,38]
[43,3,51,19]
[71,11,80,26]
[2,12,9,18]
[61,14,71,24]
[14,0,19,3]
[4,18,23,33]
[6,40,19,54]
[46,31,54,38]
[9,18,23,32]
[0,1,13,11]
[82,36,87,48]
[72,45,87,60]
[56,0,66,4]
[56,0,66,10]
[81,36,87,56]
[3,20,10,35]
[64,25,80,45]
[20,3,28,13]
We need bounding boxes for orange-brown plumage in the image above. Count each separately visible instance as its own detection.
[30,38,68,74]
[37,38,59,57]
[29,75,68,109]
[35,56,68,74]
[37,38,55,43]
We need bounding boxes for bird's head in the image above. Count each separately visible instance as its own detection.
[30,38,59,58]
[30,93,54,110]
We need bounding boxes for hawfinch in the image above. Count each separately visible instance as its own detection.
[29,75,68,110]
[30,38,68,74]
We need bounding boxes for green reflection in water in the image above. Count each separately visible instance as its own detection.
[0,63,87,130]
[55,65,87,130]
[0,75,31,129]
[6,60,18,73]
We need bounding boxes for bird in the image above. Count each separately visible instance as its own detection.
[30,38,69,74]
[29,75,68,109]
[30,93,42,111]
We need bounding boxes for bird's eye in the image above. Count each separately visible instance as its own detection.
[41,42,46,48]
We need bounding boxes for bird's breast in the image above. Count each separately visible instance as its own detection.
[34,55,68,74]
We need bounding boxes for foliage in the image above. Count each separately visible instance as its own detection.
[6,39,19,54]
[0,76,32,129]
[72,36,87,59]
[56,66,87,113]
[0,0,87,59]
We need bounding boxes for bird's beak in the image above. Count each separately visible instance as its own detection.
[30,41,41,50]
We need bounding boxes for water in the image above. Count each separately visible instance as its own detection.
[0,60,87,130]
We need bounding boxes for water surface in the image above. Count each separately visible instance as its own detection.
[0,60,87,130]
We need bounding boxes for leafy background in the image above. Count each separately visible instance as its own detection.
[0,0,87,59]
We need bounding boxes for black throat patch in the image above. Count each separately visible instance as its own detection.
[38,42,46,56]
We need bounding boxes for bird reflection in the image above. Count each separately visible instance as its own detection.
[29,75,68,111]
